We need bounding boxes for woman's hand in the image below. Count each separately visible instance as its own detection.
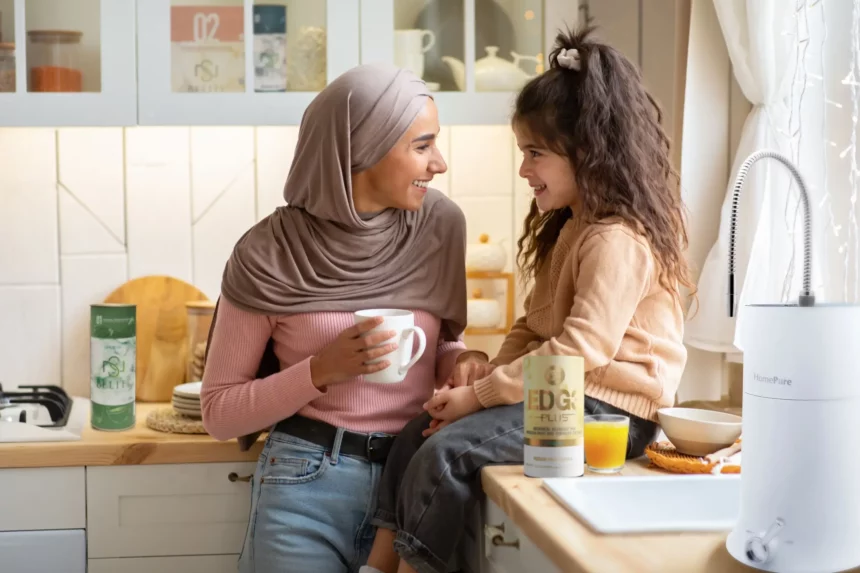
[421,386,483,437]
[442,351,496,390]
[309,318,399,388]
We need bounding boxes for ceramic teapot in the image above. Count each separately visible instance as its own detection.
[442,46,540,92]
[467,288,502,329]
[466,233,507,272]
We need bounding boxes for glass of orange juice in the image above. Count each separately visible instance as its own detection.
[584,414,629,473]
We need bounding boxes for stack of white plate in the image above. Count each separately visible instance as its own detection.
[172,381,202,418]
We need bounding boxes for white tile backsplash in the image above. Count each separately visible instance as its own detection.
[0,286,61,385]
[432,126,452,196]
[0,129,59,285]
[255,126,298,219]
[0,124,522,391]
[450,126,514,197]
[57,128,126,252]
[59,189,126,255]
[192,165,256,300]
[125,127,194,282]
[60,255,128,397]
[190,127,255,221]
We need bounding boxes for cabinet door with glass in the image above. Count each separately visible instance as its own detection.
[359,0,578,124]
[136,0,359,126]
[0,0,137,126]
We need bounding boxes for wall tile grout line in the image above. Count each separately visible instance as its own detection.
[57,181,126,249]
[123,127,130,281]
[54,128,64,388]
[0,283,62,288]
[188,128,196,287]
[253,128,260,222]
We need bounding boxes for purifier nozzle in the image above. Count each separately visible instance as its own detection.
[727,150,815,318]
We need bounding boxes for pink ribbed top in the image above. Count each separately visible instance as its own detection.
[201,298,467,440]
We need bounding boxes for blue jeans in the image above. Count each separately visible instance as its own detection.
[238,429,383,573]
[372,398,658,573]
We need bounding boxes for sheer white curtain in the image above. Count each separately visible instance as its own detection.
[685,0,798,354]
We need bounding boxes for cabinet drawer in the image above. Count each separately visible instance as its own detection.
[87,461,256,558]
[88,555,240,573]
[0,467,85,531]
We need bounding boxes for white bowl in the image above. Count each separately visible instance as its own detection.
[657,407,742,457]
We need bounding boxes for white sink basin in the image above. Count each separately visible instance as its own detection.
[542,474,740,534]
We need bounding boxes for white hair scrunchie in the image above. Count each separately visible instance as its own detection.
[557,48,581,71]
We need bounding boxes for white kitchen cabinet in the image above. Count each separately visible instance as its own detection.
[0,466,86,531]
[0,0,137,126]
[0,467,87,573]
[359,0,579,124]
[88,555,240,573]
[86,461,256,559]
[1,529,86,573]
[135,0,358,125]
[461,497,560,573]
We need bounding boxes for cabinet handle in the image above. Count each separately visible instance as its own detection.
[484,524,520,551]
[228,472,253,483]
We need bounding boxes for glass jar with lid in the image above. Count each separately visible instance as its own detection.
[0,43,14,92]
[186,300,216,382]
[27,30,83,92]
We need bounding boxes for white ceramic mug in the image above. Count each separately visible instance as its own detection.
[354,309,427,384]
[394,29,435,55]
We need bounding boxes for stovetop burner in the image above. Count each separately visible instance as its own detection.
[0,384,72,427]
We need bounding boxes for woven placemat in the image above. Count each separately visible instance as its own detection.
[645,441,741,475]
[146,407,207,434]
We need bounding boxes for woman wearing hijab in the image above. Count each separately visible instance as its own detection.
[200,63,494,573]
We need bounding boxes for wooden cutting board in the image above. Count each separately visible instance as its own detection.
[103,276,210,402]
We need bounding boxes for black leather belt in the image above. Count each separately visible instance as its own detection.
[272,416,395,463]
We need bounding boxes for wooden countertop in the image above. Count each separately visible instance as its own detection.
[481,462,757,573]
[0,403,264,469]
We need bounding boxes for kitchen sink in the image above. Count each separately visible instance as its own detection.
[542,474,741,534]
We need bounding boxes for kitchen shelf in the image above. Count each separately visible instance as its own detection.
[0,0,138,127]
[0,0,580,126]
[465,270,514,337]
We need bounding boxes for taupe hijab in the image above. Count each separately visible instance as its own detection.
[220,63,467,340]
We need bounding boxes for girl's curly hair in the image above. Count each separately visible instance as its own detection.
[513,26,694,302]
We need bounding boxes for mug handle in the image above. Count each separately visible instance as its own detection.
[398,326,427,375]
[422,30,436,53]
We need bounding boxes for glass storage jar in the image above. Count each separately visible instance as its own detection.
[186,300,216,382]
[27,30,83,92]
[0,43,14,92]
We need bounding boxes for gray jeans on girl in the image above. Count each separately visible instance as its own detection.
[371,397,658,573]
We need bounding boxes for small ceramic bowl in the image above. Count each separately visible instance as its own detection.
[656,407,742,457]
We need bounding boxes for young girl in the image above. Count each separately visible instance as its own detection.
[361,27,693,573]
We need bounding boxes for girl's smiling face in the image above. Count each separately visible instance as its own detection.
[513,122,578,213]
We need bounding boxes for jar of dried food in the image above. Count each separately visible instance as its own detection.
[27,30,83,92]
[186,300,216,382]
[0,43,14,92]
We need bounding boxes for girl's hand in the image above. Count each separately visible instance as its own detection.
[421,386,483,437]
[442,352,495,390]
[309,318,399,388]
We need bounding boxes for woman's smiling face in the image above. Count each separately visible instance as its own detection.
[352,99,448,213]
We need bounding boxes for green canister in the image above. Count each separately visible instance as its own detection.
[90,303,137,431]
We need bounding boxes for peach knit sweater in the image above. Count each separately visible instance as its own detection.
[474,218,687,421]
[201,298,467,440]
